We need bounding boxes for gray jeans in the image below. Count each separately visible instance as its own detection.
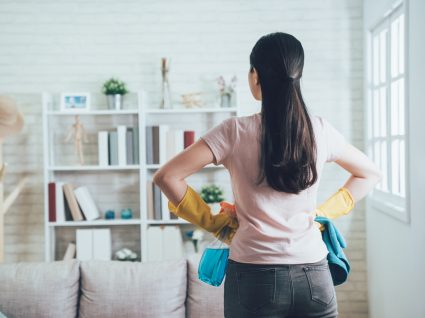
[224,256,338,318]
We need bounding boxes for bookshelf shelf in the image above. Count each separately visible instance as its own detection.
[49,219,141,227]
[49,165,140,171]
[47,109,139,116]
[146,163,223,170]
[145,219,190,225]
[144,107,237,114]
[43,90,240,263]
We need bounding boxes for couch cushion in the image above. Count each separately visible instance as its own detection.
[186,253,225,318]
[0,259,80,318]
[79,259,187,318]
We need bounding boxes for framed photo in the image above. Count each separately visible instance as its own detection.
[60,93,91,112]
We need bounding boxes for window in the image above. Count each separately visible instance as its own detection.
[367,1,409,222]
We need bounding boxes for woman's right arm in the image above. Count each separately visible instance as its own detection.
[335,142,383,203]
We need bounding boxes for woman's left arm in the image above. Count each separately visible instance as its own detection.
[152,138,215,206]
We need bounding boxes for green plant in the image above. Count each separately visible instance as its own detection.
[102,78,129,95]
[200,184,224,203]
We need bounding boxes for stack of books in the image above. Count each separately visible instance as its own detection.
[98,125,139,166]
[48,182,100,222]
[146,225,184,262]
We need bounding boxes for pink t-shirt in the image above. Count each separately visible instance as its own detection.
[200,112,348,264]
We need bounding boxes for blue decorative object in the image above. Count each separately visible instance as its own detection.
[120,208,133,219]
[105,210,115,220]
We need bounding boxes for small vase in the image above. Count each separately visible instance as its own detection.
[107,94,124,110]
[220,93,231,108]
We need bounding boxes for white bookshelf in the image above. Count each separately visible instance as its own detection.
[43,90,240,262]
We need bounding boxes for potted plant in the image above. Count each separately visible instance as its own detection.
[200,184,225,214]
[102,77,129,110]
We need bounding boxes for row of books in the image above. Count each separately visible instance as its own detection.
[62,229,111,261]
[49,179,191,223]
[98,126,139,166]
[146,125,195,164]
[48,182,100,222]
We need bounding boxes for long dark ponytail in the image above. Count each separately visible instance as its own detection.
[250,32,318,194]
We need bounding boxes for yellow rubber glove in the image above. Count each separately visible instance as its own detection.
[314,187,355,231]
[168,185,239,245]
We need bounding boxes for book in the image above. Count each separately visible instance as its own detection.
[98,131,109,166]
[73,186,100,221]
[162,226,184,261]
[133,126,139,164]
[108,131,118,165]
[126,127,134,165]
[184,131,195,149]
[161,190,170,221]
[63,242,76,260]
[146,126,153,164]
[48,182,56,222]
[55,182,65,222]
[76,229,92,260]
[92,229,111,260]
[159,125,169,164]
[166,128,184,161]
[117,125,127,166]
[153,183,162,220]
[146,180,154,220]
[147,226,162,262]
[62,183,84,221]
[152,126,159,164]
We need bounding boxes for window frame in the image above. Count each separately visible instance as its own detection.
[366,0,410,223]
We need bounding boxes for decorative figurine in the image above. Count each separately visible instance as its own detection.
[64,115,89,165]
[160,57,172,109]
[120,208,133,219]
[105,210,115,220]
[217,75,237,108]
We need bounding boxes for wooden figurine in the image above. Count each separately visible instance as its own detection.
[64,115,89,165]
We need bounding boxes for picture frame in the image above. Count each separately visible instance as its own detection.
[60,93,91,112]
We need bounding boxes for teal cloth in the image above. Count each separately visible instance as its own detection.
[314,216,350,286]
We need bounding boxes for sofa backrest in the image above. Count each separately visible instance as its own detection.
[78,258,187,318]
[0,260,80,318]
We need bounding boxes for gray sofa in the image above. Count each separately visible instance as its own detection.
[0,253,224,318]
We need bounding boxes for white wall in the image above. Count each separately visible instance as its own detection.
[1,1,366,316]
[363,0,425,317]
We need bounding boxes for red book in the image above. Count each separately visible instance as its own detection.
[48,182,56,222]
[184,131,195,148]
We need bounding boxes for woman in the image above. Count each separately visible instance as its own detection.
[154,32,382,318]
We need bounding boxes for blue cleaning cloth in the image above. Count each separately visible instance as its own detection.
[314,216,350,286]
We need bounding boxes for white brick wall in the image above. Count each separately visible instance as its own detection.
[0,0,365,316]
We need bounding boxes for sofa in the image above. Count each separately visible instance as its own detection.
[0,253,225,318]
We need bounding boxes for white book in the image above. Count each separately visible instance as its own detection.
[161,191,170,221]
[159,125,169,164]
[74,186,100,221]
[55,181,65,222]
[162,226,184,261]
[98,131,109,166]
[117,125,127,166]
[92,229,111,260]
[175,129,185,154]
[63,242,76,260]
[165,130,176,161]
[147,226,163,262]
[76,229,93,261]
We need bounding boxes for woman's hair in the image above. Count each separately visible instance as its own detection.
[250,32,318,194]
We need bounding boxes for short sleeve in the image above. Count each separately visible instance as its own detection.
[200,117,236,166]
[321,116,348,162]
